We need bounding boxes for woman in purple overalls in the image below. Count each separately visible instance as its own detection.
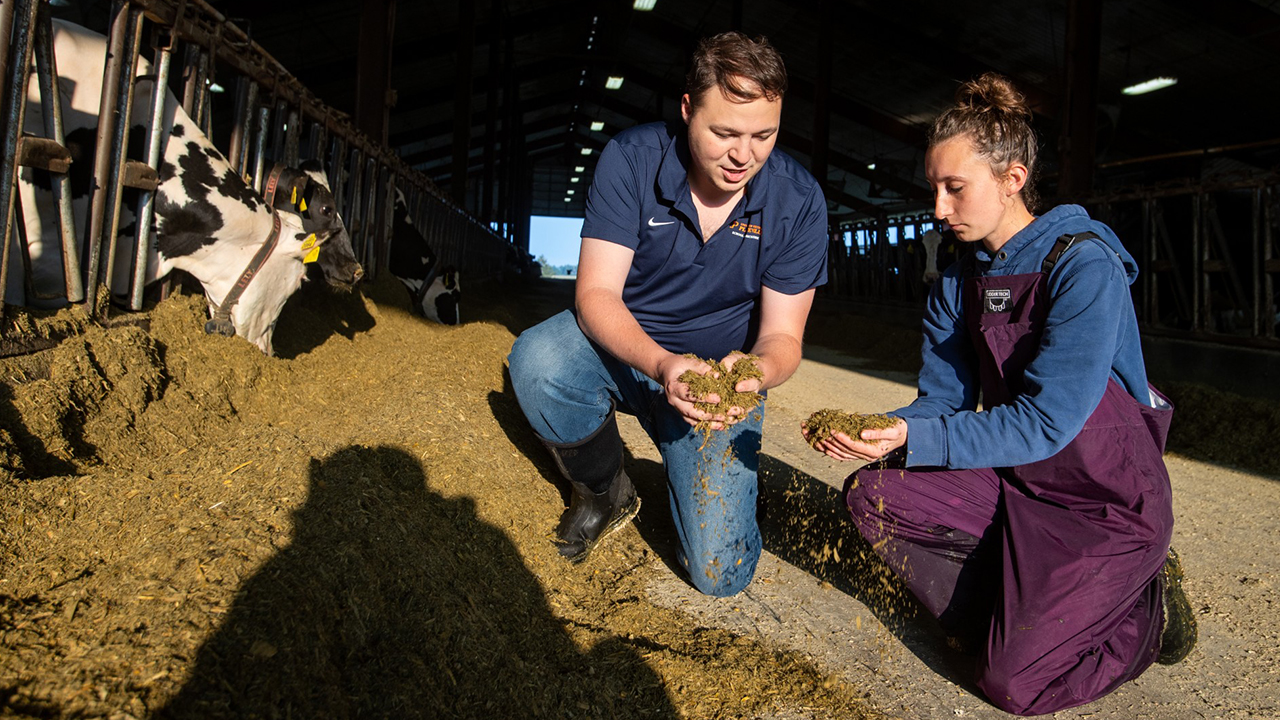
[804,74,1196,715]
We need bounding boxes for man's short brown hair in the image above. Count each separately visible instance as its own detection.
[684,32,787,111]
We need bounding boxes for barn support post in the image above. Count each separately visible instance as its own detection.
[355,0,395,145]
[810,0,831,199]
[130,24,176,311]
[1058,0,1102,200]
[0,0,40,318]
[1142,197,1155,326]
[451,0,475,208]
[1192,193,1204,332]
[33,1,84,304]
[1252,188,1263,337]
[1264,188,1276,339]
[481,0,501,225]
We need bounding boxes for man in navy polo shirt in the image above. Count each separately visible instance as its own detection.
[507,32,828,597]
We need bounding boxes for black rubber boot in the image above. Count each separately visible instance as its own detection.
[1157,546,1197,665]
[541,408,640,563]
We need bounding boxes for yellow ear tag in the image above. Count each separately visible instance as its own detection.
[301,233,320,264]
[299,197,307,212]
[291,187,298,205]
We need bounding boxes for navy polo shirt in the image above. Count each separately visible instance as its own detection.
[581,121,828,360]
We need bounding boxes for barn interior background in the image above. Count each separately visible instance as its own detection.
[1,3,1279,718]
[2,0,1279,348]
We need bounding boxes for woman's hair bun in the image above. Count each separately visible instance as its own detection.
[954,72,1032,122]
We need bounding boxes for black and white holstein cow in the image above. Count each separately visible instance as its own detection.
[388,190,460,325]
[14,20,362,355]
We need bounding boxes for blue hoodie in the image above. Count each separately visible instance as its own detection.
[897,204,1151,469]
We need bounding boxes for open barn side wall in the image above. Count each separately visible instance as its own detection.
[821,178,1280,349]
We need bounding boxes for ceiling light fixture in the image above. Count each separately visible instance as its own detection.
[575,166,585,172]
[605,76,624,90]
[1122,76,1177,96]
[208,82,225,93]
[580,148,593,156]
[571,177,580,183]
[590,121,605,131]
[867,163,876,170]
[633,0,657,10]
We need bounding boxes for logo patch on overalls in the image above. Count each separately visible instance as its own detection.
[984,288,1012,313]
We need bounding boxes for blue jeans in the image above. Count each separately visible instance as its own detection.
[507,310,763,597]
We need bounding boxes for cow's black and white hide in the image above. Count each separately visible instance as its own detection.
[388,190,460,325]
[920,229,944,285]
[13,20,361,354]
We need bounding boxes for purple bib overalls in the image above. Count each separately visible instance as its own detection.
[846,237,1175,715]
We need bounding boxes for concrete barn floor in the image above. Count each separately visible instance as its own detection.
[616,342,1278,720]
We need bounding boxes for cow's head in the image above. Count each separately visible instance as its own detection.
[270,160,363,290]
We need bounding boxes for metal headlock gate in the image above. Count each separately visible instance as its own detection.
[819,179,1280,349]
[0,0,510,325]
[822,213,942,307]
[1083,176,1280,348]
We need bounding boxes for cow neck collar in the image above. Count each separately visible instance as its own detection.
[205,211,284,337]
[263,164,286,207]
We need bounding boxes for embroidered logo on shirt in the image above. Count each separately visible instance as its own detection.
[983,288,1012,313]
[728,220,761,240]
[648,217,675,227]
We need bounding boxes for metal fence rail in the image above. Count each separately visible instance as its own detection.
[822,213,943,307]
[1086,176,1280,346]
[818,178,1280,349]
[0,0,509,324]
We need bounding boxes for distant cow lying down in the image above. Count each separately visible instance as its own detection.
[389,190,460,325]
[14,19,362,355]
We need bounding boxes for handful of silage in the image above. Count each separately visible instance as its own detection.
[678,354,764,420]
[802,408,899,448]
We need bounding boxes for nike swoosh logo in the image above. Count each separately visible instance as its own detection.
[648,217,675,227]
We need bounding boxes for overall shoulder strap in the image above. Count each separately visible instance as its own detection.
[1041,231,1100,276]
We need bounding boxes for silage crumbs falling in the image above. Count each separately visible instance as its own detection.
[802,408,899,447]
